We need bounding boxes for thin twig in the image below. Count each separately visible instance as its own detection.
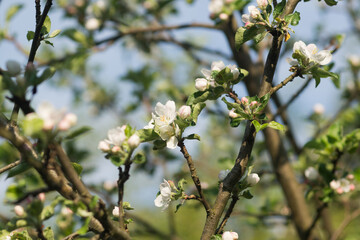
[0,160,21,174]
[11,187,51,204]
[117,160,131,230]
[269,71,299,95]
[178,139,211,215]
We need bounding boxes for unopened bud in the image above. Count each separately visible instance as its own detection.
[14,205,25,216]
[98,141,110,152]
[228,109,238,118]
[85,18,100,31]
[241,97,249,104]
[38,193,46,202]
[195,78,208,91]
[6,60,21,76]
[178,105,191,119]
[247,173,260,186]
[112,206,120,216]
[128,133,141,149]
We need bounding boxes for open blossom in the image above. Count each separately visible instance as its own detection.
[247,173,260,186]
[313,103,325,115]
[289,41,332,66]
[154,179,173,210]
[222,231,239,240]
[98,126,126,152]
[208,0,224,15]
[58,113,78,131]
[330,178,355,194]
[146,101,180,149]
[305,167,319,181]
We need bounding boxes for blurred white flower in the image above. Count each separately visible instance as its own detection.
[154,179,173,210]
[228,65,240,80]
[112,206,120,216]
[257,0,268,9]
[58,113,77,131]
[85,18,100,30]
[313,103,325,115]
[6,60,21,76]
[242,5,261,25]
[304,167,319,181]
[98,140,110,152]
[228,109,238,118]
[209,0,224,15]
[14,205,25,216]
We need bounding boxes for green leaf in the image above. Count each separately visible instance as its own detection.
[284,11,301,26]
[6,4,23,22]
[6,161,31,178]
[184,134,201,141]
[36,67,56,85]
[43,227,55,240]
[191,102,206,124]
[252,120,262,133]
[214,68,232,84]
[71,162,83,175]
[64,126,92,140]
[235,26,265,49]
[10,230,32,240]
[230,117,242,127]
[123,202,134,210]
[324,0,337,6]
[132,152,146,164]
[354,168,360,182]
[273,0,286,18]
[211,235,223,240]
[242,190,253,199]
[22,116,44,137]
[41,206,55,221]
[153,140,166,150]
[304,139,325,150]
[77,217,91,235]
[186,91,211,105]
[44,40,54,47]
[42,15,52,34]
[136,129,159,142]
[49,29,61,38]
[26,31,35,41]
[253,30,268,44]
[268,121,286,132]
[6,183,26,201]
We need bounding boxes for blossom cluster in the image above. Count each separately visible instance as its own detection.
[241,0,269,28]
[154,179,177,210]
[98,125,140,154]
[25,102,77,132]
[145,100,191,149]
[330,174,356,195]
[228,97,259,119]
[195,61,240,91]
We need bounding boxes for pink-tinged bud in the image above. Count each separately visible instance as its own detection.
[219,13,229,21]
[167,180,176,189]
[178,105,191,119]
[61,207,73,216]
[349,184,355,191]
[347,174,354,180]
[103,181,117,191]
[257,0,268,9]
[112,206,120,216]
[241,97,249,104]
[43,119,55,131]
[98,141,110,152]
[14,205,25,216]
[222,231,239,240]
[58,119,71,131]
[250,101,258,107]
[111,146,121,153]
[330,180,340,190]
[38,193,46,202]
[228,109,238,118]
[195,78,208,91]
[247,173,260,186]
[128,133,141,149]
[336,188,344,194]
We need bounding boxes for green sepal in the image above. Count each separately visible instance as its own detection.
[136,129,159,142]
[183,134,201,141]
[132,152,146,164]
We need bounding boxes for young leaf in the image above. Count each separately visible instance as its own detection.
[191,102,206,124]
[6,4,23,22]
[27,31,35,41]
[71,162,83,175]
[268,121,286,132]
[44,40,54,47]
[324,0,337,6]
[235,26,264,49]
[43,15,52,34]
[284,11,301,26]
[273,0,286,18]
[184,134,201,141]
[136,129,159,142]
[49,29,61,38]
[64,126,92,140]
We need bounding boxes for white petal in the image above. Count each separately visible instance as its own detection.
[306,44,318,55]
[211,60,225,71]
[315,50,332,65]
[154,102,167,117]
[241,14,250,24]
[166,136,178,149]
[293,41,306,54]
[201,68,212,79]
[286,58,298,66]
[154,195,164,207]
[158,125,174,140]
[144,119,155,129]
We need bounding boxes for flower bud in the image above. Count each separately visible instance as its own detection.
[347,174,354,180]
[228,109,238,118]
[313,103,325,115]
[14,205,25,216]
[247,173,260,186]
[58,113,77,131]
[85,18,100,31]
[6,60,21,76]
[38,193,46,202]
[112,206,120,216]
[241,97,249,104]
[112,145,121,153]
[257,0,268,9]
[250,101,258,108]
[178,105,191,119]
[128,133,141,149]
[98,140,110,152]
[349,184,355,191]
[222,231,239,240]
[219,13,229,21]
[248,6,261,19]
[195,78,208,91]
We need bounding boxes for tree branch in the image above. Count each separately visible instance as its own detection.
[0,160,21,175]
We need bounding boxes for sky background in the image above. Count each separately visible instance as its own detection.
[0,0,357,214]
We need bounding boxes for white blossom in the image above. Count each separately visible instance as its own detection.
[208,0,224,15]
[178,105,191,119]
[305,167,319,181]
[330,178,353,194]
[6,60,21,76]
[228,65,240,80]
[152,101,177,127]
[85,18,100,30]
[293,41,332,65]
[228,109,238,118]
[247,173,260,186]
[58,113,78,131]
[98,140,110,152]
[195,78,208,91]
[112,206,120,216]
[222,231,239,240]
[242,5,261,25]
[257,0,268,9]
[128,133,141,149]
[99,126,127,153]
[154,179,173,210]
[31,102,66,130]
[219,169,230,181]
[348,55,360,67]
